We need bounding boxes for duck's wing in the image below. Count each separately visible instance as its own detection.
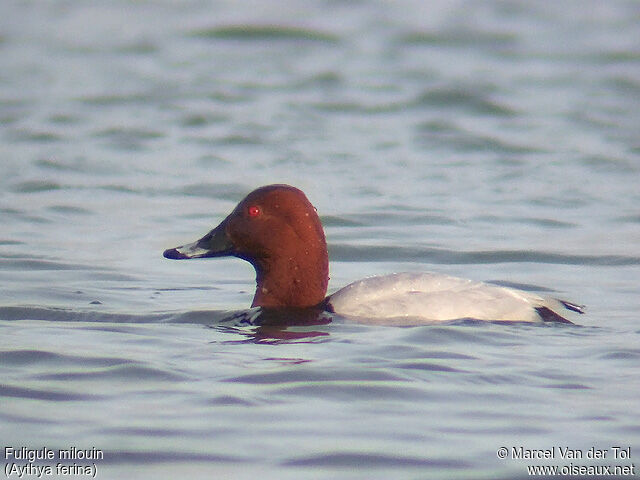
[326,272,582,324]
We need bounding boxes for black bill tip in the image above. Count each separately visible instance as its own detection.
[163,248,188,260]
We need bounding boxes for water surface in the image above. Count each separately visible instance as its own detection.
[1,1,639,479]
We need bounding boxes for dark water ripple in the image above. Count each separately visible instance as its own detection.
[310,87,517,118]
[397,30,519,49]
[0,257,103,271]
[224,367,404,385]
[599,348,640,361]
[283,452,466,468]
[10,180,64,193]
[0,384,104,402]
[330,244,640,265]
[33,364,188,383]
[189,25,340,44]
[0,349,126,367]
[415,87,517,116]
[104,450,250,464]
[0,306,172,323]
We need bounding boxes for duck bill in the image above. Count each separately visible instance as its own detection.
[163,222,234,260]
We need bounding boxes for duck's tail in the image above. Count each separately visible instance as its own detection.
[559,300,585,314]
[536,299,585,324]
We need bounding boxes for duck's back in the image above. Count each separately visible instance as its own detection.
[326,272,579,324]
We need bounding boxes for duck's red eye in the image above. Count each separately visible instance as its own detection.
[247,205,261,217]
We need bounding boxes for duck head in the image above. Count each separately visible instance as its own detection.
[164,184,329,308]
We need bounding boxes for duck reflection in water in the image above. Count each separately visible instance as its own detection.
[213,306,332,343]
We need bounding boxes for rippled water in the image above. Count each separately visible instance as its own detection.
[1,1,639,479]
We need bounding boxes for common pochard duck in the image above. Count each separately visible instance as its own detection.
[164,184,583,324]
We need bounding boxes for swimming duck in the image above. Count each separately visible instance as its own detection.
[164,184,583,324]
